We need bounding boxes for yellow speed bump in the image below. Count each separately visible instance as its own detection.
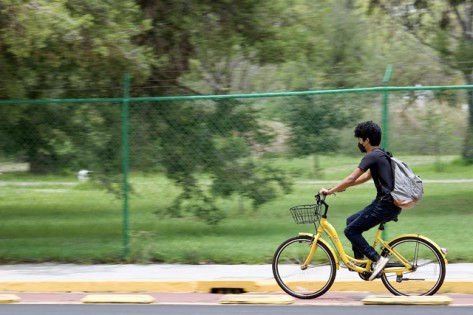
[0,294,20,304]
[82,294,155,304]
[219,294,294,305]
[362,295,452,306]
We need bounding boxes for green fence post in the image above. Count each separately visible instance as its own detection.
[122,72,130,259]
[381,65,393,240]
[382,64,393,150]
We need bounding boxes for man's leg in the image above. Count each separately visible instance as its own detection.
[344,200,383,262]
[346,210,367,260]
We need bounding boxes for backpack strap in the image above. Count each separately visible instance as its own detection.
[374,147,393,158]
[373,148,396,197]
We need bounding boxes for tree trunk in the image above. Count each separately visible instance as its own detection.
[462,73,473,164]
[29,151,57,174]
[313,155,323,179]
[461,3,473,164]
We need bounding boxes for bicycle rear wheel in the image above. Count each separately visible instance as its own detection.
[381,236,446,296]
[272,235,336,299]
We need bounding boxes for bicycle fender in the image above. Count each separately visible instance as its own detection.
[385,234,448,264]
[299,233,339,270]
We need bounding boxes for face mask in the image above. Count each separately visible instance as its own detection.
[358,142,367,153]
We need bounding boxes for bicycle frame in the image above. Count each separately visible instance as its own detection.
[300,216,428,275]
[296,194,448,279]
[300,213,448,277]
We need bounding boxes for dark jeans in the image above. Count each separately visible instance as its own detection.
[344,199,401,262]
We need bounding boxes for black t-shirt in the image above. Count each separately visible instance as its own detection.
[358,148,394,203]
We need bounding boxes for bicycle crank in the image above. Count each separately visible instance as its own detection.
[396,275,425,282]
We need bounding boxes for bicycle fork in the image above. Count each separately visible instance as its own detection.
[300,232,323,270]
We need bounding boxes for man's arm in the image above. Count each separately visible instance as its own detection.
[321,168,372,195]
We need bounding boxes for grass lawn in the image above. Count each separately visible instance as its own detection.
[0,155,472,264]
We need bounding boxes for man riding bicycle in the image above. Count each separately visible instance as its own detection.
[319,120,401,281]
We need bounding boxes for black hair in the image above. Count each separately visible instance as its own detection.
[354,120,382,146]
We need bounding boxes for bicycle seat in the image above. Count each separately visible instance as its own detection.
[380,217,398,230]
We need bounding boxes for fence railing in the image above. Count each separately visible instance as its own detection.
[1,74,471,260]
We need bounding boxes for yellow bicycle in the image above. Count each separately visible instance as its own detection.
[272,194,448,299]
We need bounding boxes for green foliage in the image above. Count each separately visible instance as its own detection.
[136,99,292,224]
[0,0,154,173]
[286,95,361,157]
[0,0,153,99]
[455,38,473,75]
[0,103,122,174]
[281,93,362,177]
[367,0,473,163]
[136,0,292,95]
[1,0,303,222]
[463,126,473,165]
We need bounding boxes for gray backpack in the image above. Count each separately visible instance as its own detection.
[381,150,424,209]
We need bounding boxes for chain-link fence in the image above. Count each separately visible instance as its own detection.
[0,81,471,262]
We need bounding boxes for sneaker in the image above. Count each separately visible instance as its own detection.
[369,256,389,281]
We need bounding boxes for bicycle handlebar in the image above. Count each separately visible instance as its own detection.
[315,193,329,216]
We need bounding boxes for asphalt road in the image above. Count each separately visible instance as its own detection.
[1,305,473,315]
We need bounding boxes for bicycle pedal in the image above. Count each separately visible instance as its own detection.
[358,272,372,281]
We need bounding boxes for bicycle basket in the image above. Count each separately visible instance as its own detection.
[289,204,321,224]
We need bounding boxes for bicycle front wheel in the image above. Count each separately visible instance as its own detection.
[381,236,446,296]
[272,235,336,299]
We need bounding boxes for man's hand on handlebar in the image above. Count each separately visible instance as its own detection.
[319,188,330,196]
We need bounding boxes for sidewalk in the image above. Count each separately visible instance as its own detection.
[0,263,472,294]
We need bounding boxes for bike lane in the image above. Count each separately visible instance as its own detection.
[5,292,473,306]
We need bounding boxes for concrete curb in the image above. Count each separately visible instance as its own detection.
[0,294,20,304]
[362,295,453,305]
[219,294,295,305]
[82,294,155,304]
[0,279,472,294]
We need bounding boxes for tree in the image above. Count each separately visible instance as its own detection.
[273,1,368,175]
[0,0,297,223]
[128,0,306,223]
[0,0,405,224]
[130,97,292,224]
[368,0,473,163]
[286,94,361,176]
[0,0,154,173]
[133,0,290,95]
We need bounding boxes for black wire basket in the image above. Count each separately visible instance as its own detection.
[289,204,321,225]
